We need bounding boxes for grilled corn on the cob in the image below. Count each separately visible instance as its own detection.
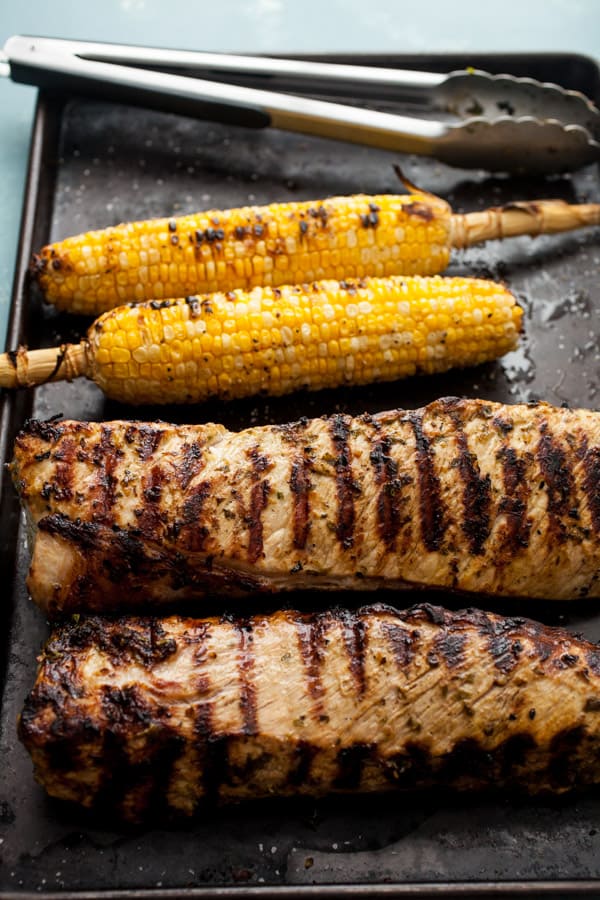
[0,275,521,405]
[31,190,600,316]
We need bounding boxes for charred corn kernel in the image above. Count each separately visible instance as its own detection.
[79,275,521,404]
[31,193,452,316]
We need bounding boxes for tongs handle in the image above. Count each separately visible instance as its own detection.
[5,35,445,103]
[4,35,443,154]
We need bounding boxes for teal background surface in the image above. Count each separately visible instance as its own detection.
[1,0,598,343]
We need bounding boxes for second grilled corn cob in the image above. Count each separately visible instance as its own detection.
[0,275,521,405]
[31,190,600,316]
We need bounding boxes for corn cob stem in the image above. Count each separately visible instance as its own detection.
[0,343,87,389]
[0,275,522,405]
[451,200,600,249]
[31,190,600,317]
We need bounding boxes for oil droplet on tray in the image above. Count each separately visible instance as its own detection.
[501,342,536,387]
[540,290,591,325]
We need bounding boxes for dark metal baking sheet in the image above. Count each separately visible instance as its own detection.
[1,51,600,898]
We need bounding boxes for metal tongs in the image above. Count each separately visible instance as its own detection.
[2,35,600,174]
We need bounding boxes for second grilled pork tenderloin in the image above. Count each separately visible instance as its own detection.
[11,396,600,616]
[19,604,600,822]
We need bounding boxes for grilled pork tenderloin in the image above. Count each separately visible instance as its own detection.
[11,396,600,615]
[19,604,600,822]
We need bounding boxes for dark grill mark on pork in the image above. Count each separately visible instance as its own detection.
[99,729,134,817]
[388,741,432,787]
[290,454,312,550]
[136,465,166,533]
[179,481,211,551]
[338,609,368,697]
[537,423,575,541]
[193,648,226,801]
[42,736,81,775]
[176,441,205,490]
[438,732,556,786]
[453,426,491,555]
[139,426,163,460]
[148,730,187,817]
[247,481,270,563]
[330,415,355,550]
[194,689,212,739]
[408,412,445,551]
[477,615,533,674]
[51,437,75,502]
[149,619,178,661]
[493,416,514,435]
[369,435,405,549]
[501,733,538,777]
[434,629,467,668]
[237,621,258,735]
[20,415,63,443]
[38,513,100,549]
[201,733,230,803]
[334,743,372,789]
[191,623,225,797]
[50,616,177,666]
[143,467,164,505]
[289,740,316,786]
[102,684,153,727]
[497,446,531,556]
[92,427,120,521]
[548,726,586,786]
[124,423,163,460]
[579,438,600,533]
[295,614,327,719]
[439,737,492,782]
[246,447,271,563]
[105,712,184,820]
[248,446,271,475]
[383,623,416,668]
[98,528,150,585]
